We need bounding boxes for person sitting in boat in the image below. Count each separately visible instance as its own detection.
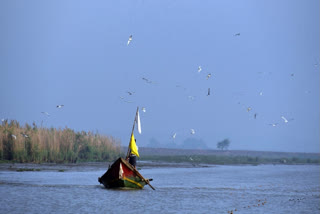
[128,153,137,169]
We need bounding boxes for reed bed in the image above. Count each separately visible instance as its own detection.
[0,120,121,163]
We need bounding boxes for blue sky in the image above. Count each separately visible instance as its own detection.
[0,0,319,152]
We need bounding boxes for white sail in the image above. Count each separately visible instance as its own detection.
[136,110,142,134]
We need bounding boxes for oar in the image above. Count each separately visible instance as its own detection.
[133,167,155,190]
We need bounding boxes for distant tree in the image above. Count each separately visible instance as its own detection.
[217,139,230,150]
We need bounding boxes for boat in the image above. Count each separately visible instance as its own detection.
[98,107,155,190]
[98,157,154,189]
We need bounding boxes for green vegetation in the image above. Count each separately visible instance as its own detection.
[0,120,121,163]
[140,155,320,165]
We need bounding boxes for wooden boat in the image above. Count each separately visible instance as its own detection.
[98,157,154,189]
[98,107,155,190]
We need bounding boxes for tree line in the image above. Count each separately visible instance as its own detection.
[141,155,319,165]
[0,120,121,163]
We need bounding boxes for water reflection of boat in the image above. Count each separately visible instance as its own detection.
[98,107,155,190]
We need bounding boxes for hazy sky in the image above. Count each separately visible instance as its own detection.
[1,0,319,153]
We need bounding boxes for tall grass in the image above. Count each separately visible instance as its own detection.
[0,120,121,163]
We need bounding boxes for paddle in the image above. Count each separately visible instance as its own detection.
[132,167,155,190]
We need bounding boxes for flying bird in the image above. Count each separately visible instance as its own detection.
[127,35,132,46]
[41,112,50,116]
[269,123,278,127]
[206,73,211,80]
[122,99,134,103]
[176,85,187,91]
[190,129,195,135]
[281,116,294,123]
[247,107,252,112]
[198,66,202,73]
[21,133,28,138]
[259,91,263,96]
[11,134,17,140]
[234,33,240,36]
[119,96,133,103]
[254,113,257,119]
[142,77,153,84]
[127,91,135,95]
[142,107,146,113]
[172,133,177,139]
[188,95,195,100]
[207,88,210,96]
[281,116,288,123]
[56,105,64,108]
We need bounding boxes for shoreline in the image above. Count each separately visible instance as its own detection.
[0,160,319,172]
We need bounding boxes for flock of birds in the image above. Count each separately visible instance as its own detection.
[40,105,64,118]
[3,32,317,145]
[123,34,221,140]
[1,105,65,141]
[120,33,312,143]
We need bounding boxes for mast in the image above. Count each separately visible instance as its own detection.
[126,107,139,159]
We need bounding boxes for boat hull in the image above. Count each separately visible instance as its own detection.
[98,157,148,189]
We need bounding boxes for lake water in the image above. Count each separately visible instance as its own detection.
[0,162,319,213]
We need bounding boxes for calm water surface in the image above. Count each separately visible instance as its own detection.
[0,163,319,213]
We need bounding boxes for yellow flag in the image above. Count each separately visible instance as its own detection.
[129,133,139,157]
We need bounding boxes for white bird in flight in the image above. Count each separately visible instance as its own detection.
[281,116,288,123]
[188,95,195,100]
[190,129,195,135]
[269,123,278,127]
[56,105,64,108]
[21,133,28,138]
[281,116,294,123]
[172,133,177,139]
[142,107,146,113]
[11,134,17,140]
[206,73,211,80]
[41,112,50,116]
[198,66,202,73]
[127,35,132,46]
